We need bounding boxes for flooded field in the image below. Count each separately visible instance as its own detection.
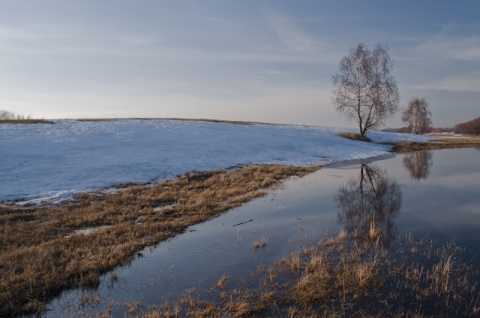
[44,148,480,317]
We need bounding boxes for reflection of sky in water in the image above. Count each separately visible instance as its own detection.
[392,150,480,254]
[45,148,480,317]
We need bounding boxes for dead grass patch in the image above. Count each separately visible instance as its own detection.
[339,131,480,152]
[392,136,480,152]
[338,132,372,142]
[0,164,318,316]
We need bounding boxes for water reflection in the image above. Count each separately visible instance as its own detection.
[335,164,402,246]
[402,151,433,180]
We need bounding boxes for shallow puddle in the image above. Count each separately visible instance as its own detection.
[44,148,480,317]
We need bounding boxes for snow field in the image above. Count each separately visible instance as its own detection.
[0,120,431,203]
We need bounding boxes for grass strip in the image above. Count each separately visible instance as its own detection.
[0,119,54,124]
[392,137,480,152]
[337,132,480,152]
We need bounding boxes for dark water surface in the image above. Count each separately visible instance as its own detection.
[45,148,480,316]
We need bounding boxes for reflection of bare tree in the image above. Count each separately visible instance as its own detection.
[402,151,433,180]
[335,164,402,246]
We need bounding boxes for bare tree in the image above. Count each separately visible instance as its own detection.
[332,43,399,136]
[402,97,432,134]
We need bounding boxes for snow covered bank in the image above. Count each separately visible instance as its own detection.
[0,120,431,203]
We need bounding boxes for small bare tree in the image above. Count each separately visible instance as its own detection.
[402,97,432,134]
[332,43,399,136]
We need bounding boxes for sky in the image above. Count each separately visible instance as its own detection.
[0,0,479,128]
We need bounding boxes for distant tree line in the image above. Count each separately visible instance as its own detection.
[454,116,480,135]
[0,110,31,121]
[0,110,51,124]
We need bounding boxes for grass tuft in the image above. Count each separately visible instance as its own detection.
[253,236,268,250]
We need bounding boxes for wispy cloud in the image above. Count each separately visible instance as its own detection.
[0,25,38,40]
[267,11,319,52]
[416,71,480,93]
[116,34,159,46]
[417,24,480,62]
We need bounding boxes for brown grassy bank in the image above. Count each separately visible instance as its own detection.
[128,231,480,317]
[0,165,318,316]
[392,136,480,152]
[338,132,372,142]
[337,131,480,152]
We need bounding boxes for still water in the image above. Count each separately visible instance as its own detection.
[45,148,480,316]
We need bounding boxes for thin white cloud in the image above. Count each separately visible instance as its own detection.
[0,25,38,40]
[416,71,480,93]
[417,24,480,62]
[0,23,76,41]
[116,34,160,46]
[266,70,283,75]
[267,11,319,52]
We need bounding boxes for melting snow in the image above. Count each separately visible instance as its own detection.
[0,120,431,203]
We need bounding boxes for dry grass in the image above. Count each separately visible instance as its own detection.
[253,236,268,250]
[338,132,372,142]
[0,164,318,316]
[392,136,480,152]
[132,231,480,317]
[338,131,480,152]
[216,275,229,290]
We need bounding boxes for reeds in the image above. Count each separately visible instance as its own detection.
[131,231,480,317]
[253,236,267,250]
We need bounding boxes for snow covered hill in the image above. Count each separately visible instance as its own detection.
[0,120,430,203]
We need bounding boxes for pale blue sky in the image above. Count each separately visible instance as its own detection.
[0,0,479,128]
